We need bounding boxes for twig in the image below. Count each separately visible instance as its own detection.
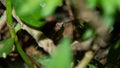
[75,51,94,68]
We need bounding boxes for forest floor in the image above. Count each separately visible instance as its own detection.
[0,0,120,68]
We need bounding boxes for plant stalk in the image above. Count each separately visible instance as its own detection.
[6,0,33,67]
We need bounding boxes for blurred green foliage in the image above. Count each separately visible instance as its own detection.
[87,0,120,29]
[45,38,73,68]
[0,38,14,58]
[12,0,62,27]
[82,28,94,41]
[87,0,120,67]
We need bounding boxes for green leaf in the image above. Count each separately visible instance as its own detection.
[45,38,72,68]
[41,0,63,17]
[12,0,44,27]
[18,0,41,15]
[12,0,62,27]
[20,16,44,27]
[107,40,120,67]
[82,28,94,40]
[38,56,51,66]
[87,0,97,9]
[101,0,116,15]
[0,38,14,58]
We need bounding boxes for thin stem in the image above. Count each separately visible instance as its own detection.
[75,51,94,68]
[6,0,33,67]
